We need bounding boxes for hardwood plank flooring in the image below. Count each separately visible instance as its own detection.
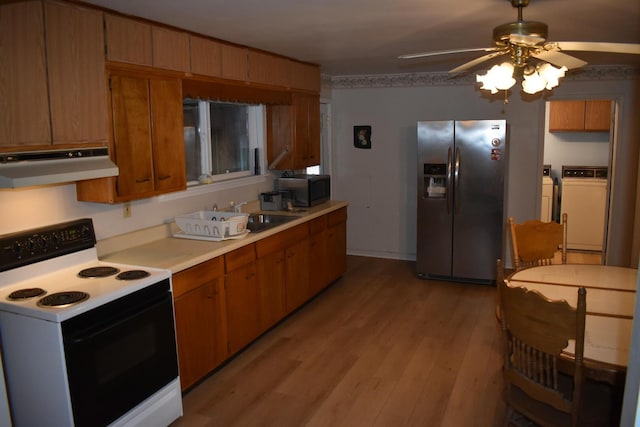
[171,255,620,427]
[172,256,505,426]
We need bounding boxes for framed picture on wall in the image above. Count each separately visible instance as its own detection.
[353,125,371,149]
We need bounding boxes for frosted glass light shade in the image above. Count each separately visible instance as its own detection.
[476,62,516,94]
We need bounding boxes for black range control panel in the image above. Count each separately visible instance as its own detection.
[0,218,96,272]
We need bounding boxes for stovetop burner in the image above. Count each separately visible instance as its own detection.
[116,270,150,281]
[37,291,90,308]
[7,288,46,301]
[78,266,120,278]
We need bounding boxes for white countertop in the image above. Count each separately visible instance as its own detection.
[98,200,348,274]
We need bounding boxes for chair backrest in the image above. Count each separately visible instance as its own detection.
[509,213,567,270]
[496,259,586,427]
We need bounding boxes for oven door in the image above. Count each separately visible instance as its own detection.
[62,279,179,427]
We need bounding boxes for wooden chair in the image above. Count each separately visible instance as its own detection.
[496,258,587,427]
[509,213,567,270]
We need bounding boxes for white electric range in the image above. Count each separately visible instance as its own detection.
[0,218,183,426]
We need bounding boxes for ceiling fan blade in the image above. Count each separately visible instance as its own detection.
[550,41,640,55]
[398,47,502,60]
[532,50,587,69]
[449,50,508,73]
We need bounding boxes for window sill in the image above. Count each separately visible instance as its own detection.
[156,174,268,202]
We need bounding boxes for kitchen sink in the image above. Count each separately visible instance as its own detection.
[246,213,299,233]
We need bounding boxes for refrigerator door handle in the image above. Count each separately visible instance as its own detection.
[447,147,453,214]
[454,147,461,214]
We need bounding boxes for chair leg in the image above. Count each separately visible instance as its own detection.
[503,406,513,427]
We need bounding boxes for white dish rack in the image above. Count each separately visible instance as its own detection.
[174,211,249,241]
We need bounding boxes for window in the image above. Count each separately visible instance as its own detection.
[183,99,265,186]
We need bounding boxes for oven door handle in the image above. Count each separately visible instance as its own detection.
[65,293,171,345]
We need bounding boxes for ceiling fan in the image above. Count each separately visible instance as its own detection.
[399,0,640,86]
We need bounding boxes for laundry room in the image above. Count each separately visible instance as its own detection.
[542,99,613,256]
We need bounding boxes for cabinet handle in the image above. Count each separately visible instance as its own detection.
[158,175,171,180]
[136,177,151,183]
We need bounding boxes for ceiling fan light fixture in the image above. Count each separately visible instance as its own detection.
[538,62,568,89]
[522,69,546,94]
[476,62,516,94]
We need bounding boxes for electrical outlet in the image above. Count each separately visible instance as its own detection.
[123,202,132,218]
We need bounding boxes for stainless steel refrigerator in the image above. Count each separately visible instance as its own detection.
[416,120,507,284]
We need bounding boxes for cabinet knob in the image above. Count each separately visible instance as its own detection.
[136,177,151,183]
[158,175,171,180]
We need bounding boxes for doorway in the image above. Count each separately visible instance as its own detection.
[542,99,614,264]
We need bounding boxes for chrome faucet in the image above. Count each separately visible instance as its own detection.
[231,201,248,213]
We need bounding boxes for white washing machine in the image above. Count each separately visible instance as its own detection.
[540,164,553,222]
[560,166,608,251]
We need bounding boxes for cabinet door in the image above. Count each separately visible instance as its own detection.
[306,94,321,166]
[308,216,328,296]
[45,0,108,146]
[174,280,226,391]
[292,93,321,168]
[152,26,190,72]
[256,250,286,332]
[548,100,586,132]
[225,263,260,355]
[289,61,321,93]
[110,74,155,197]
[248,50,291,87]
[104,14,152,66]
[221,44,248,81]
[190,35,223,77]
[285,238,310,313]
[585,100,612,132]
[326,208,348,284]
[0,1,50,148]
[149,78,186,193]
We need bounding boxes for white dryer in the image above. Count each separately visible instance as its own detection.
[560,166,608,251]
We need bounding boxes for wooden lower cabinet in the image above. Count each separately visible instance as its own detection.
[172,257,227,391]
[256,248,287,333]
[285,237,311,312]
[326,207,348,283]
[224,245,260,355]
[308,215,328,295]
[171,207,347,389]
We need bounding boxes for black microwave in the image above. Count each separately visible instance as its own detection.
[275,174,331,207]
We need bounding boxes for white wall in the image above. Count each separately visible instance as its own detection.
[329,69,640,266]
[0,177,275,241]
[0,68,638,267]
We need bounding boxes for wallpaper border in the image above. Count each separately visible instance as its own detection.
[325,65,640,89]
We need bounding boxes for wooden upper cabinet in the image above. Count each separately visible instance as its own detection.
[76,72,186,202]
[110,74,155,197]
[45,0,108,145]
[0,1,50,148]
[584,100,612,131]
[190,35,223,76]
[267,93,321,170]
[152,26,190,72]
[0,0,108,150]
[149,78,186,193]
[106,14,189,71]
[221,44,248,81]
[248,50,291,87]
[289,61,321,93]
[105,14,153,66]
[549,100,611,132]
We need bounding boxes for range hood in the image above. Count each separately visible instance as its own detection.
[0,148,119,189]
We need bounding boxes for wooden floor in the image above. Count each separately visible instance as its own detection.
[172,255,622,427]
